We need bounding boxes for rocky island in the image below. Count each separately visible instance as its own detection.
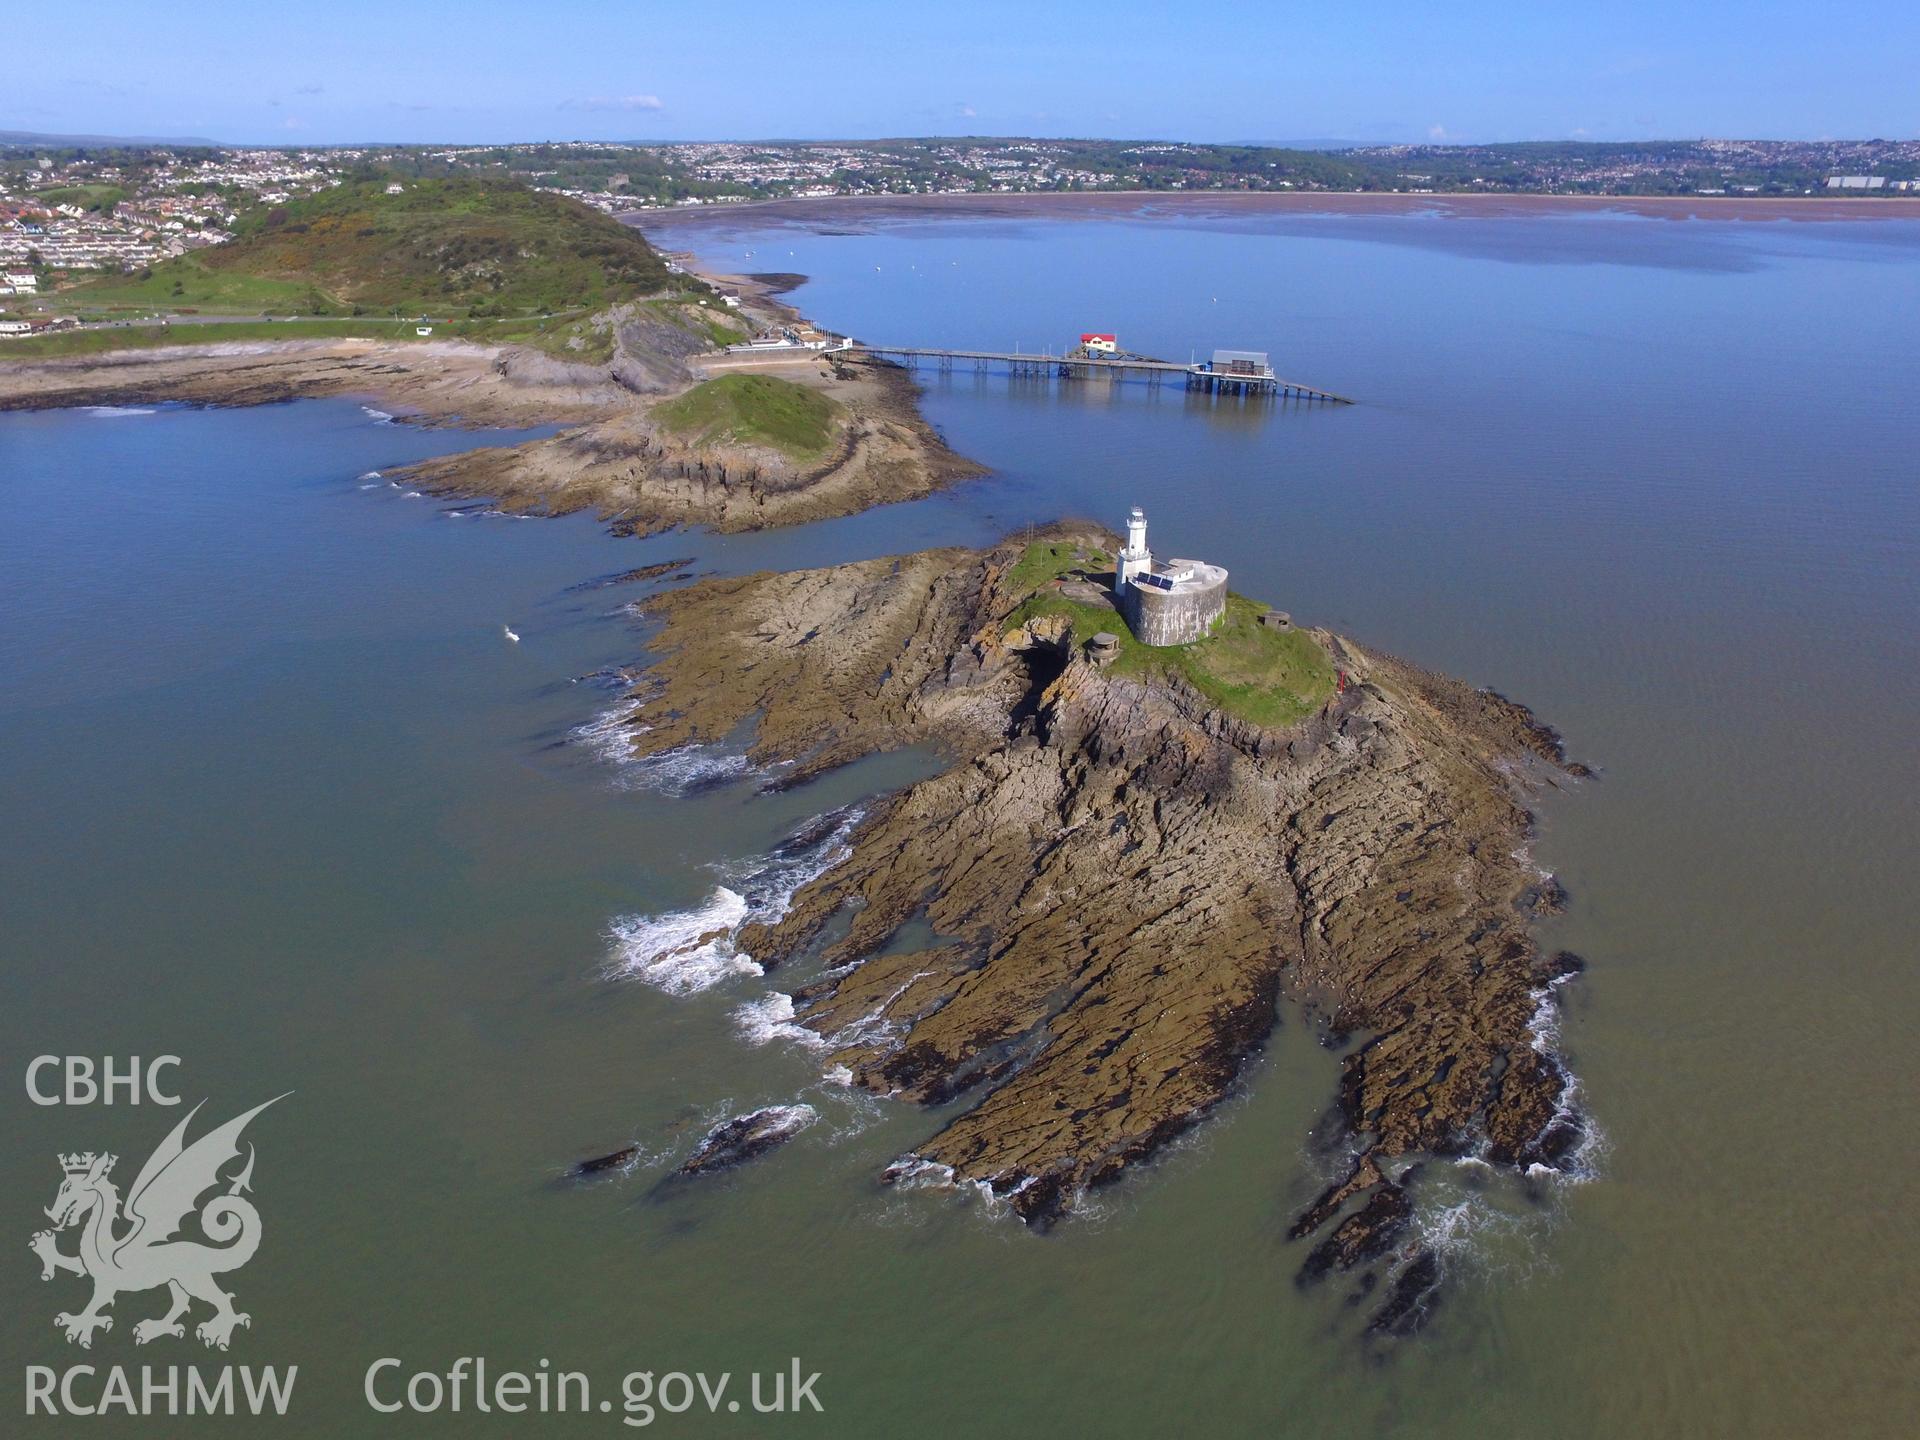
[612,523,1588,1333]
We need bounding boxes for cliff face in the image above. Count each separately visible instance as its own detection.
[622,533,1587,1332]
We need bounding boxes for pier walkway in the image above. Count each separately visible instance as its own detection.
[845,344,1353,404]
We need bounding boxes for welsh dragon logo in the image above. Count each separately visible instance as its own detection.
[28,1095,287,1350]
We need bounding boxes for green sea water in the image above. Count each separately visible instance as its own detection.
[2,200,1915,1435]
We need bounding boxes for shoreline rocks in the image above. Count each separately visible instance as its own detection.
[612,531,1590,1328]
[674,1106,818,1178]
[0,325,981,539]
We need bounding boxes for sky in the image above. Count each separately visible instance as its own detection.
[9,1,1918,147]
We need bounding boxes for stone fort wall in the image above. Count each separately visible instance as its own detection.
[1121,570,1228,646]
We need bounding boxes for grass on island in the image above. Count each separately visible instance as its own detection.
[1005,541,1336,727]
[54,177,677,319]
[653,374,841,462]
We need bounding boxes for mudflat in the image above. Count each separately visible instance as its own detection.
[633,187,1920,231]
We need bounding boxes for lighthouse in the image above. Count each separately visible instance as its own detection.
[1113,504,1230,647]
[1117,506,1153,590]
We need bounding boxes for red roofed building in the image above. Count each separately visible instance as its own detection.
[1079,332,1118,354]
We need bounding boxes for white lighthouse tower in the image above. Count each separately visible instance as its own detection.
[1117,506,1153,591]
[1112,503,1231,647]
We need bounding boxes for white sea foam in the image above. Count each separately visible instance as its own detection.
[571,700,764,796]
[361,406,395,424]
[610,805,864,1006]
[1516,968,1606,1185]
[883,1156,959,1191]
[732,992,829,1050]
[1418,1197,1498,1257]
[572,700,648,765]
[881,1156,1033,1217]
[606,887,761,995]
[402,490,423,498]
[82,406,155,417]
[627,743,750,794]
[449,505,537,521]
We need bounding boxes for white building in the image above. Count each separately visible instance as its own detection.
[1113,506,1229,648]
[1116,506,1153,589]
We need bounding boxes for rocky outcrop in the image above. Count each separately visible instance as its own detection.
[0,338,623,425]
[0,332,980,538]
[395,358,980,538]
[674,1106,818,1177]
[613,533,1588,1329]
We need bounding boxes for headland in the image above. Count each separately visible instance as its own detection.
[0,180,979,537]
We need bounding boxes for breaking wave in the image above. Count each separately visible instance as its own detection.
[361,406,395,424]
[732,991,828,1049]
[606,806,863,1001]
[82,406,155,418]
[569,700,765,796]
[606,887,761,995]
[1519,969,1606,1185]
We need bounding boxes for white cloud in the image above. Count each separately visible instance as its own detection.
[563,94,665,112]
[957,103,976,118]
[1428,123,1450,141]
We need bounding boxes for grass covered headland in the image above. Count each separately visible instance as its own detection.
[653,374,842,462]
[61,178,675,317]
[1004,541,1336,726]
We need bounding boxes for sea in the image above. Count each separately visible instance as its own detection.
[1,198,1915,1436]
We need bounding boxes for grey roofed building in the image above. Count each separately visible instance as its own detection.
[1211,348,1270,373]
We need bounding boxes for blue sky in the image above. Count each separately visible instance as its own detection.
[11,1,1917,146]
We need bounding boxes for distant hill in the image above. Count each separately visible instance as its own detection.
[81,178,676,317]
[0,129,220,148]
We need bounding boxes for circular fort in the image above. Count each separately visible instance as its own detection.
[1114,507,1228,647]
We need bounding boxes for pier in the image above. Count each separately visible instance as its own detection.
[844,342,1353,404]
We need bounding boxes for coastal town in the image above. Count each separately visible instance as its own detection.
[4,134,1919,295]
[0,144,350,337]
[7,132,1917,341]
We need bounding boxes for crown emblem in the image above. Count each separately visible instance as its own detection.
[59,1152,113,1176]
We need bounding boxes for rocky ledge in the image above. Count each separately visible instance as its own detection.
[615,529,1588,1332]
[0,325,979,539]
